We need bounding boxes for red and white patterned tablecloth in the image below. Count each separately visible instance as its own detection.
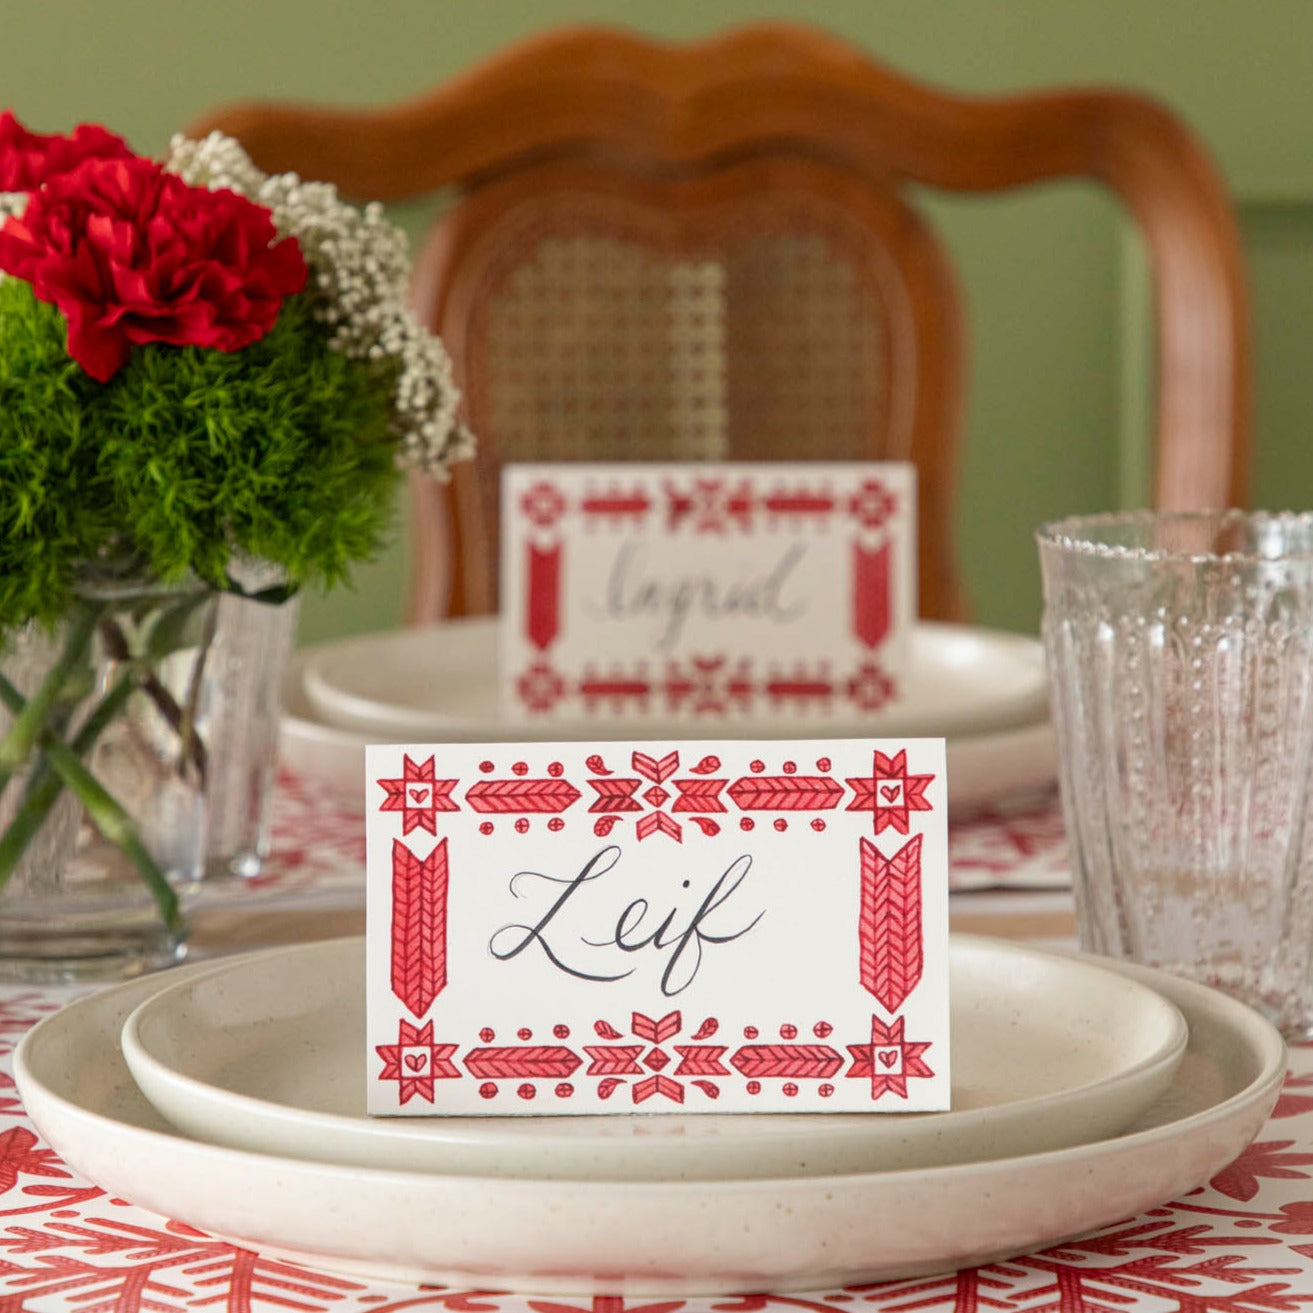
[4,781,1313,1313]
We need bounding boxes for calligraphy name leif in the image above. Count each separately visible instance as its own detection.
[489,844,765,996]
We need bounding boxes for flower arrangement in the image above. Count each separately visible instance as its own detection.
[0,112,471,946]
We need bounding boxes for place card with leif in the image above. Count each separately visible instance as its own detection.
[500,462,916,723]
[366,736,949,1116]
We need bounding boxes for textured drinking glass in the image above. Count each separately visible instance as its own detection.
[1038,510,1313,1037]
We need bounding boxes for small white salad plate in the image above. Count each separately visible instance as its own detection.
[120,937,1185,1181]
[280,644,1060,821]
[17,939,1282,1295]
[300,617,1051,741]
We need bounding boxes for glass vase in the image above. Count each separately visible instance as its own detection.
[204,587,299,882]
[0,577,219,980]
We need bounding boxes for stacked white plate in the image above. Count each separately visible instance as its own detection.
[15,935,1284,1296]
[281,618,1060,817]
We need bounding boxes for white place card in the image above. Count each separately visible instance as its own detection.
[366,736,949,1116]
[500,463,916,723]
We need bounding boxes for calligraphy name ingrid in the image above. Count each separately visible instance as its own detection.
[589,541,807,651]
[488,844,764,996]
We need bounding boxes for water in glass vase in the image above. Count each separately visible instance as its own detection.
[0,579,217,981]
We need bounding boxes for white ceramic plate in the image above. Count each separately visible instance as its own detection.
[300,618,1050,741]
[17,941,1282,1296]
[280,657,1059,820]
[120,936,1186,1181]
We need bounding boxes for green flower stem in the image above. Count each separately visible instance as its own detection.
[41,735,184,938]
[0,673,135,885]
[0,601,104,780]
[0,669,185,938]
[97,613,209,786]
[175,598,218,787]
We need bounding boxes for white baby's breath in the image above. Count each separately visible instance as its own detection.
[165,131,473,477]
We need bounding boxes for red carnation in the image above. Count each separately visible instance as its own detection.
[0,154,306,381]
[0,111,133,193]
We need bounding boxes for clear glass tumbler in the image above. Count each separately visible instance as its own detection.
[1038,510,1313,1037]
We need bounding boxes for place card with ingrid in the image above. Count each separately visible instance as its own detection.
[500,462,916,724]
[366,737,948,1116]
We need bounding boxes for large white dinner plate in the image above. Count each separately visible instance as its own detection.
[17,940,1282,1296]
[301,618,1050,741]
[121,937,1185,1181]
[280,656,1059,820]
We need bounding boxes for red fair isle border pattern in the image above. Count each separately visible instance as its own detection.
[376,747,936,1106]
[513,474,900,718]
[375,747,933,845]
[374,1004,933,1108]
[256,771,1069,900]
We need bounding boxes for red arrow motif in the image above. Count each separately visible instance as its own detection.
[464,1046,582,1079]
[761,492,836,515]
[633,1074,684,1104]
[633,750,679,782]
[763,677,835,701]
[636,810,682,842]
[632,1010,682,1043]
[526,542,562,651]
[730,1045,844,1079]
[584,1045,645,1076]
[390,838,447,1018]
[587,778,642,813]
[673,1046,730,1076]
[581,491,652,518]
[672,777,728,812]
[853,541,891,649]
[579,676,651,702]
[860,834,924,1012]
[727,775,845,811]
[465,778,581,813]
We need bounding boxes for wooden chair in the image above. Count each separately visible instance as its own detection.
[189,23,1250,623]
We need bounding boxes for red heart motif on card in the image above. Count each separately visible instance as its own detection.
[877,1048,900,1068]
[405,1053,427,1072]
[880,784,901,803]
[409,787,430,804]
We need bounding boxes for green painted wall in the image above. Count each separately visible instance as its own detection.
[3,1,1309,640]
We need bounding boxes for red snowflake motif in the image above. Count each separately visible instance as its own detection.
[586,1011,726,1103]
[516,660,567,713]
[588,752,725,838]
[845,1015,934,1101]
[846,661,897,712]
[848,477,898,529]
[520,479,568,527]
[375,1019,460,1105]
[847,749,934,835]
[0,1126,69,1193]
[666,477,755,533]
[588,750,686,841]
[662,655,753,717]
[376,754,458,836]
